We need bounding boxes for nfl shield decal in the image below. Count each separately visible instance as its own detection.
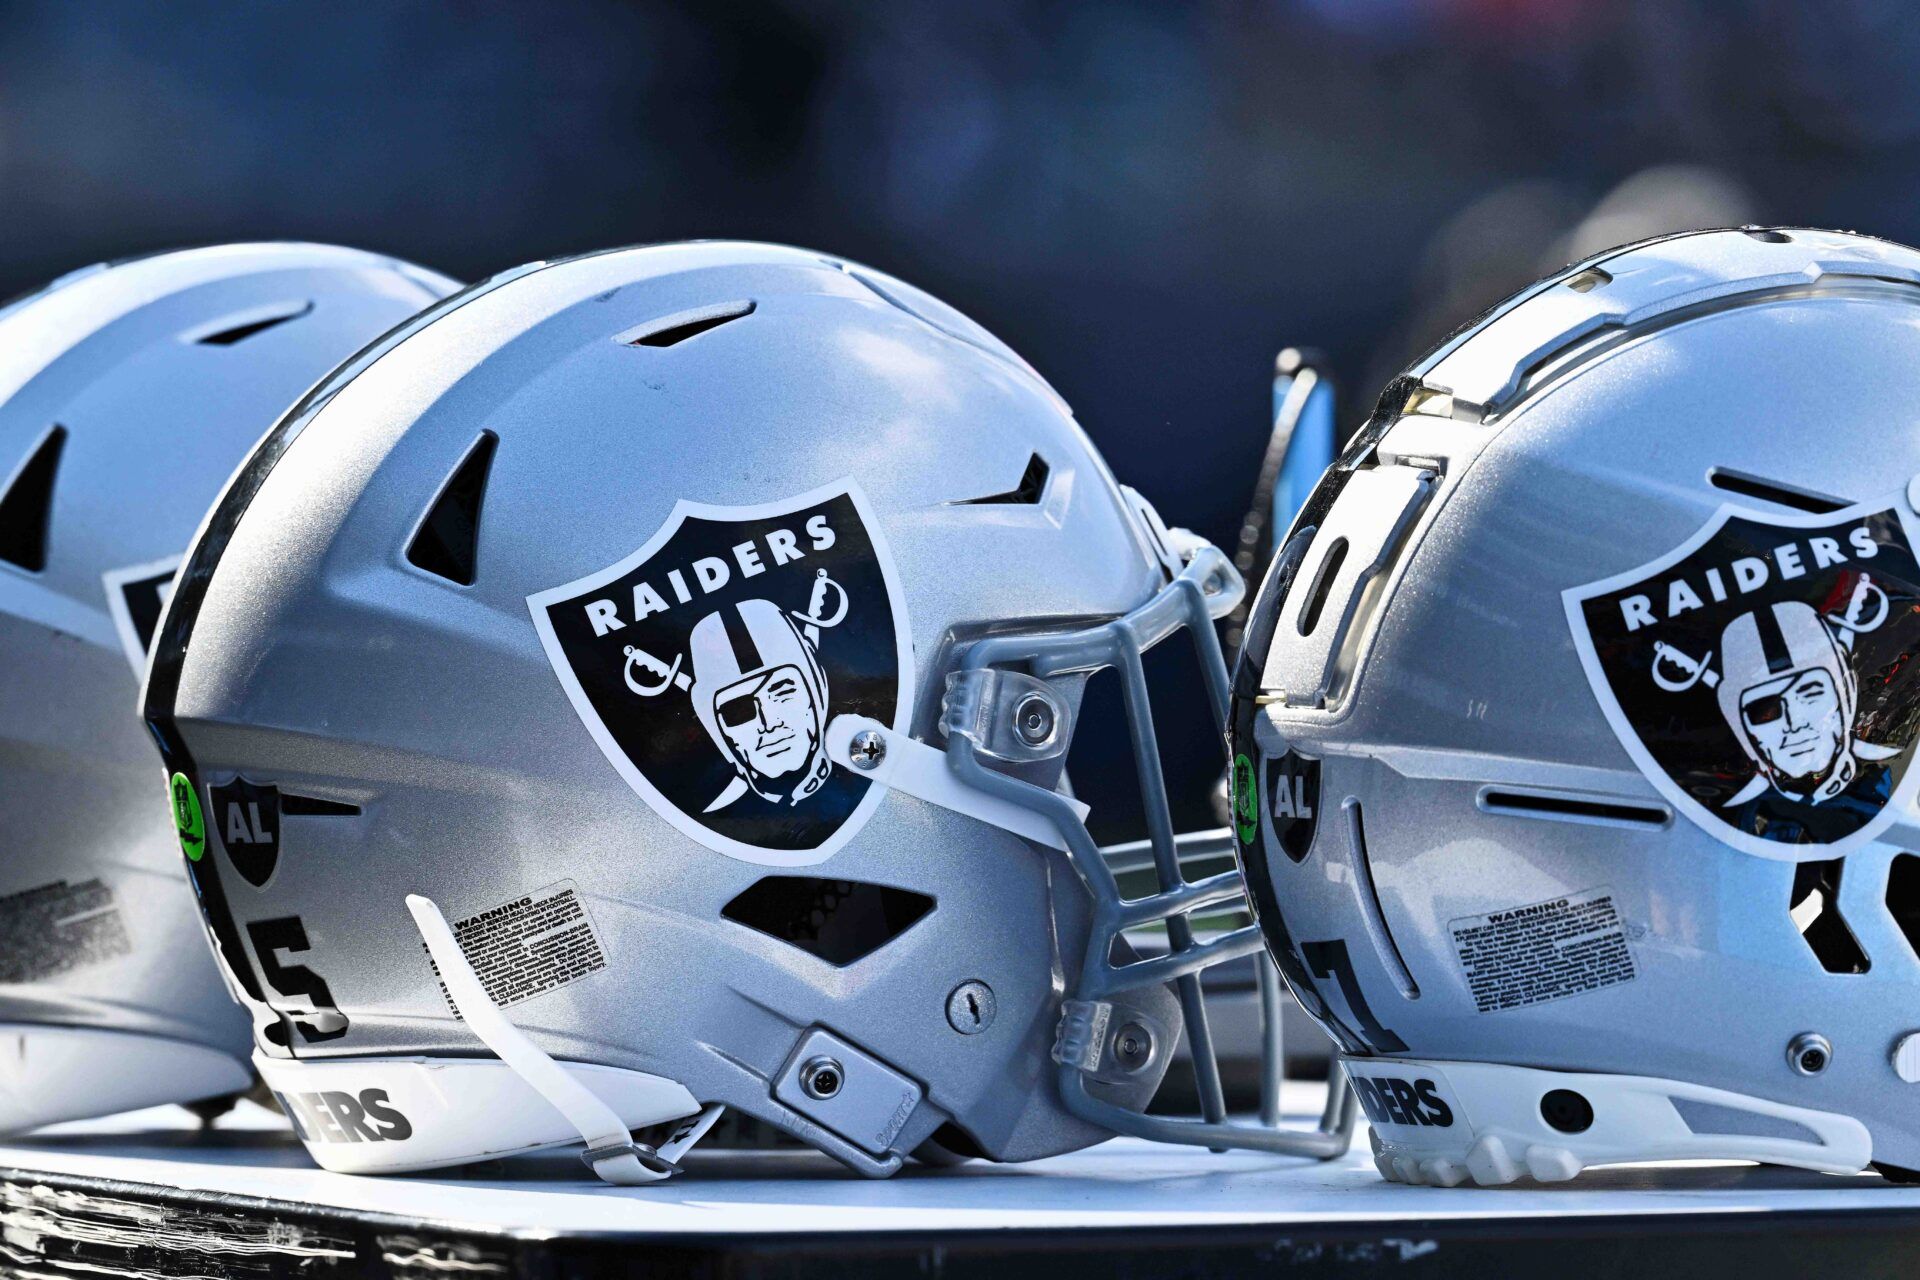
[528,479,912,866]
[1564,492,1920,857]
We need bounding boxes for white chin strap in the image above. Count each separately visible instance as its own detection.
[406,893,723,1184]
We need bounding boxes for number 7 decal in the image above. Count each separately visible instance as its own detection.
[1302,938,1407,1054]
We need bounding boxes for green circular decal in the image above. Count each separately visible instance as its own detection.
[170,771,206,862]
[1232,753,1258,846]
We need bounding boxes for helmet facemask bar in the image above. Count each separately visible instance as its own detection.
[944,542,1358,1158]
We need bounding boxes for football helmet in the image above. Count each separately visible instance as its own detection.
[143,242,1354,1180]
[0,244,457,1132]
[1231,226,1920,1186]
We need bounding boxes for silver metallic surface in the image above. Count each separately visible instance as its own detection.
[145,242,1320,1176]
[1235,226,1920,1175]
[0,245,456,1124]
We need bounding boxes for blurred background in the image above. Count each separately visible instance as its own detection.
[9,0,1911,833]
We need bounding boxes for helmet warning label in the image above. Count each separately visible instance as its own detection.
[1449,887,1635,1013]
[0,879,133,983]
[424,880,607,1014]
[527,479,912,867]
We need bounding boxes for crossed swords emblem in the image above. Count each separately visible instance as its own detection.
[1649,574,1889,693]
[619,568,849,697]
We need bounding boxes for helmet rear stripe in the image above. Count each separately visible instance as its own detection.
[1755,602,1794,675]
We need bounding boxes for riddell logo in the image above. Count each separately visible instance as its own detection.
[1350,1074,1454,1128]
[275,1088,413,1144]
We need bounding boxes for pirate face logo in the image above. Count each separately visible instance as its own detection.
[1565,493,1920,857]
[528,480,911,866]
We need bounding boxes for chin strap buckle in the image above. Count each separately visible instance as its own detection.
[1052,999,1112,1073]
[582,1139,680,1180]
[579,1102,726,1181]
[407,893,724,1185]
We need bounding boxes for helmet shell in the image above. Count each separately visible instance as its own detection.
[146,243,1191,1173]
[0,244,457,1130]
[1235,228,1920,1174]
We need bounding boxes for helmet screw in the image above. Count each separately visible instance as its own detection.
[1788,1032,1832,1077]
[1012,692,1056,747]
[1112,1021,1154,1072]
[946,980,997,1035]
[799,1056,844,1100]
[847,730,886,770]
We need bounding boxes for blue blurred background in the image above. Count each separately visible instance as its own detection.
[15,0,1912,833]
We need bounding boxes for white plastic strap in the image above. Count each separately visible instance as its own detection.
[406,893,721,1185]
[1120,484,1189,581]
[825,715,1088,851]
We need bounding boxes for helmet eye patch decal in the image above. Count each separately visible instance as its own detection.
[1564,492,1920,857]
[528,479,912,867]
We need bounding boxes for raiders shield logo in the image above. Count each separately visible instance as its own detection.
[1564,493,1920,857]
[102,556,180,675]
[210,777,281,887]
[527,479,912,866]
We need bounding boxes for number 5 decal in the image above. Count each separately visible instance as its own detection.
[246,917,349,1047]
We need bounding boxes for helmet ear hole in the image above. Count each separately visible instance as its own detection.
[1540,1089,1595,1134]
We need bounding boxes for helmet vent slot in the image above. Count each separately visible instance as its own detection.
[623,301,755,348]
[722,877,934,967]
[193,300,313,346]
[280,793,361,817]
[0,424,66,572]
[1479,788,1670,830]
[1564,268,1612,294]
[1295,538,1348,636]
[951,453,1049,506]
[1790,859,1869,974]
[1707,468,1848,515]
[1345,799,1419,1000]
[406,431,497,587]
[1884,853,1920,962]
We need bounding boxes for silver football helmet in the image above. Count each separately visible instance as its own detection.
[0,244,457,1132]
[143,242,1354,1180]
[1232,226,1920,1186]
